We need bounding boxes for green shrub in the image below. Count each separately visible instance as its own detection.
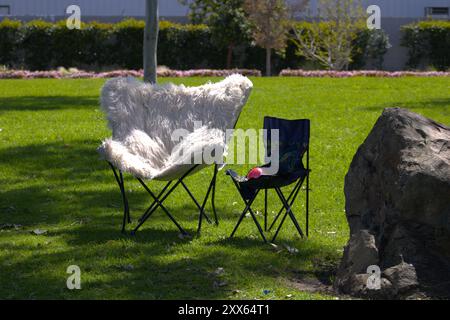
[20,20,54,70]
[80,22,113,68]
[111,19,145,69]
[351,29,391,70]
[160,22,225,69]
[0,18,392,72]
[18,20,114,70]
[51,21,86,68]
[110,19,224,70]
[402,21,450,71]
[0,19,22,67]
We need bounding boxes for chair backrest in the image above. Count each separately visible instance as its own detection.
[264,117,310,174]
[101,74,253,152]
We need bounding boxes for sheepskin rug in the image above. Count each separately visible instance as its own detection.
[98,74,253,181]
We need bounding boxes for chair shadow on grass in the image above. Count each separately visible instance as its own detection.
[0,95,99,112]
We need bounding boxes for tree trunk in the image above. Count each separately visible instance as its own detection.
[144,0,159,83]
[226,43,234,69]
[265,48,272,77]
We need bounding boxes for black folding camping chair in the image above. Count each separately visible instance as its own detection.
[226,117,310,243]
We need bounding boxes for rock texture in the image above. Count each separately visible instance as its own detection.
[335,108,450,299]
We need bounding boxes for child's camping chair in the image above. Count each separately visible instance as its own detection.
[98,75,253,236]
[226,117,310,243]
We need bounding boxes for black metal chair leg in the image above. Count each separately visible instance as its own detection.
[197,174,215,235]
[264,189,268,231]
[139,190,188,235]
[133,178,188,235]
[268,177,304,231]
[211,164,219,226]
[306,146,310,238]
[119,171,131,224]
[271,203,290,243]
[306,173,309,238]
[120,184,128,233]
[138,181,172,223]
[131,165,199,235]
[162,207,188,235]
[138,183,170,223]
[248,207,267,242]
[118,171,128,233]
[229,189,260,239]
[109,163,130,233]
[275,188,304,238]
[181,180,212,224]
[230,197,254,239]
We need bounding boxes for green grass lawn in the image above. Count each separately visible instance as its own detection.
[0,77,449,300]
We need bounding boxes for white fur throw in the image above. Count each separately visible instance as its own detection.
[98,74,253,181]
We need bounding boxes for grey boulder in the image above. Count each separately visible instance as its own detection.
[335,108,450,299]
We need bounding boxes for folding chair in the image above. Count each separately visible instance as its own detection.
[109,162,218,236]
[98,75,253,236]
[226,117,310,243]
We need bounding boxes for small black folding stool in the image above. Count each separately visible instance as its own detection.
[226,117,310,243]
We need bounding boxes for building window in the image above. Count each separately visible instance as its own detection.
[0,5,10,15]
[425,7,449,18]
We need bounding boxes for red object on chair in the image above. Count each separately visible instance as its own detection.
[247,167,263,180]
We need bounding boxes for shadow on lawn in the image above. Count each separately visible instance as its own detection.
[358,98,450,113]
[0,140,242,233]
[0,224,330,299]
[0,140,335,299]
[0,95,98,112]
[0,140,105,182]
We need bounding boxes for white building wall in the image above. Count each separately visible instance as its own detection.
[294,0,450,18]
[2,0,449,19]
[361,0,450,18]
[0,0,189,18]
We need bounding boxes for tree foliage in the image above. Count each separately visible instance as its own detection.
[180,0,251,68]
[291,0,365,70]
[244,0,289,51]
[244,0,290,75]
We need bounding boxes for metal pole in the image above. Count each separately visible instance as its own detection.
[144,0,158,83]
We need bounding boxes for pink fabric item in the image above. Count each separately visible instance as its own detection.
[247,167,263,180]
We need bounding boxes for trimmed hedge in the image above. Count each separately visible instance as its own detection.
[0,18,389,72]
[402,21,450,71]
[0,19,21,67]
[111,19,144,69]
[0,18,228,71]
[20,20,54,70]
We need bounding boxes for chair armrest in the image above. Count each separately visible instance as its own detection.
[226,169,248,183]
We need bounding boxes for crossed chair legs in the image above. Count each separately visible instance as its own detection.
[109,162,219,236]
[229,176,309,243]
[109,161,308,242]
